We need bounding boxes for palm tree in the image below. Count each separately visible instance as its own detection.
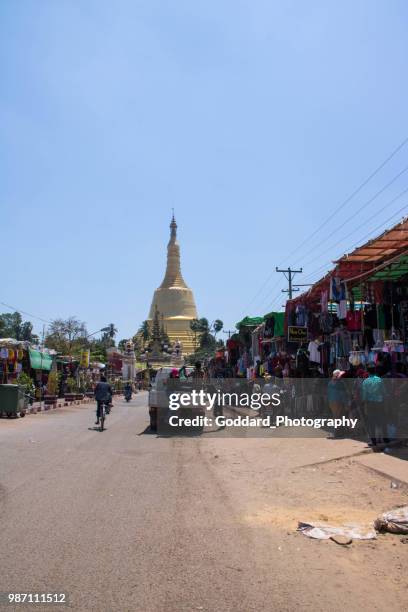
[212,319,223,338]
[139,320,151,342]
[101,323,118,339]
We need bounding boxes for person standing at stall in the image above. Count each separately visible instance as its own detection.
[361,364,388,447]
[327,370,348,438]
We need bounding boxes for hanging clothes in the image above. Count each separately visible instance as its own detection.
[321,290,329,313]
[337,300,347,320]
[308,340,321,364]
[296,305,307,327]
[346,310,361,331]
[330,277,346,301]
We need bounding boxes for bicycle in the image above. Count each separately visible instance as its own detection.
[100,402,106,432]
[97,400,110,432]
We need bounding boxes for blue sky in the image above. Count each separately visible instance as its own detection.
[2,0,408,340]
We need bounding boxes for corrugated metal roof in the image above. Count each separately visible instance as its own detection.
[336,217,408,263]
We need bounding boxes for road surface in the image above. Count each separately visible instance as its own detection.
[0,393,407,611]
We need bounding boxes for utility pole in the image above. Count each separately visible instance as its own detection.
[223,330,235,339]
[275,267,303,300]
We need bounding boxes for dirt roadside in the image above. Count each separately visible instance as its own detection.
[197,434,408,611]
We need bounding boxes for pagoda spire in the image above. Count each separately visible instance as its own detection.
[159,213,188,289]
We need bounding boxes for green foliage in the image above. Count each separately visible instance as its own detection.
[78,372,91,393]
[0,311,39,342]
[99,323,117,349]
[131,334,142,352]
[101,323,117,339]
[189,317,223,351]
[46,371,60,395]
[213,319,223,335]
[17,372,35,396]
[65,376,78,393]
[45,317,88,354]
[89,338,107,361]
[139,320,150,342]
[118,339,127,352]
[113,379,122,391]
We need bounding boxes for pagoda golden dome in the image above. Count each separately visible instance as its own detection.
[148,215,198,355]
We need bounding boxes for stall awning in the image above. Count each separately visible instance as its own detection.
[29,349,53,371]
[236,316,264,329]
[336,217,408,264]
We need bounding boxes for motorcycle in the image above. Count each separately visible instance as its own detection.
[124,389,132,402]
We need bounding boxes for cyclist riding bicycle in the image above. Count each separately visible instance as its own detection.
[94,375,113,425]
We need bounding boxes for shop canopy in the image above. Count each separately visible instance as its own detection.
[236,316,264,329]
[368,254,408,281]
[263,311,285,336]
[288,216,408,307]
[29,349,53,371]
[336,217,408,264]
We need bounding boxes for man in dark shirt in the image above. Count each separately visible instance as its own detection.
[94,375,113,425]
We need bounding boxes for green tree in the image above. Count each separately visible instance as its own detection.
[212,319,223,337]
[100,323,117,347]
[189,317,223,351]
[45,317,88,355]
[139,320,150,343]
[0,311,38,342]
[88,339,107,364]
[118,339,127,352]
[131,334,142,354]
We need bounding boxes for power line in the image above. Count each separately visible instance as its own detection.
[259,184,408,309]
[266,204,408,308]
[266,205,407,309]
[276,197,408,290]
[301,192,408,269]
[292,164,408,266]
[283,135,408,263]
[252,166,408,314]
[0,301,52,325]
[241,136,408,316]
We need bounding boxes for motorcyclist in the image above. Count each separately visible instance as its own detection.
[94,375,113,425]
[124,381,132,400]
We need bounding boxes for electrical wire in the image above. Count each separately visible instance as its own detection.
[239,136,408,316]
[0,301,52,325]
[292,164,408,267]
[264,203,408,308]
[301,194,408,269]
[282,135,408,263]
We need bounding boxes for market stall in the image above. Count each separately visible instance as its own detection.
[284,217,408,374]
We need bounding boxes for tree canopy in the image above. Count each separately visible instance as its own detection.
[45,317,88,354]
[0,311,38,342]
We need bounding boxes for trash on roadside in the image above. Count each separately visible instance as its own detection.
[374,506,408,535]
[297,521,376,540]
[330,535,352,546]
[390,481,399,489]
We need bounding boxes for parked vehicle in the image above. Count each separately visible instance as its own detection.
[148,368,175,430]
[148,367,195,431]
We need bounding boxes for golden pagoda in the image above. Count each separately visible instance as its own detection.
[148,215,198,355]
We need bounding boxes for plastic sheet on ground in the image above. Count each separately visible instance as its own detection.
[374,505,408,535]
[297,521,376,540]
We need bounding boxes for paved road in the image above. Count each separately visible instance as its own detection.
[1,394,407,611]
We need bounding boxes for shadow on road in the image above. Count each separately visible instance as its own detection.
[138,426,157,436]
